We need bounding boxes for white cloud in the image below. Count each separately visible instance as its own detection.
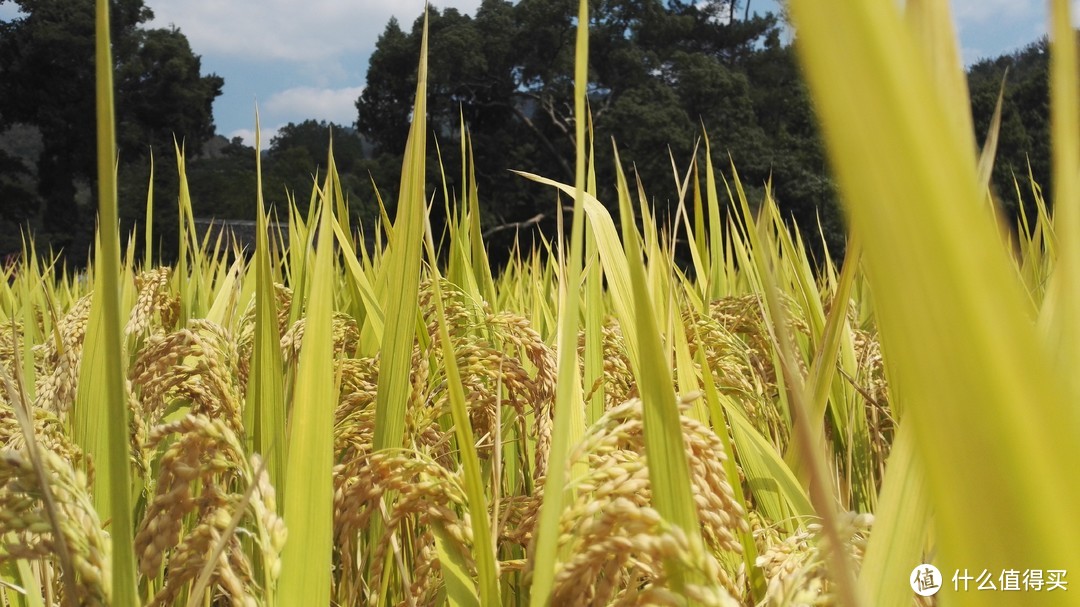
[226,85,364,148]
[148,0,484,63]
[263,86,365,125]
[952,0,1031,24]
[228,125,285,150]
[144,0,483,137]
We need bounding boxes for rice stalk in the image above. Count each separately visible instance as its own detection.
[92,1,138,603]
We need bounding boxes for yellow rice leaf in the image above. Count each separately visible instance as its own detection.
[92,1,138,603]
[205,257,242,326]
[277,176,338,606]
[856,422,931,607]
[790,1,1080,603]
[143,150,154,267]
[702,135,729,300]
[528,1,590,603]
[584,122,606,426]
[976,77,1006,194]
[423,219,501,606]
[612,144,706,597]
[245,111,287,511]
[1041,0,1080,387]
[905,0,974,148]
[372,11,429,453]
[512,171,639,363]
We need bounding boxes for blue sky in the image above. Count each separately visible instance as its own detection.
[0,1,1055,148]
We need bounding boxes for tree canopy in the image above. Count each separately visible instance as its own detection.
[968,39,1051,223]
[355,0,840,263]
[0,0,222,259]
[0,0,1060,267]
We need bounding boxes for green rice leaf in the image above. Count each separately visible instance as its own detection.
[465,132,497,305]
[1,556,44,607]
[783,236,861,491]
[611,141,705,598]
[757,224,863,607]
[73,244,110,512]
[93,1,138,603]
[423,218,501,606]
[277,175,338,607]
[334,214,384,345]
[528,1,590,603]
[694,334,767,600]
[143,150,154,268]
[432,526,482,607]
[372,10,429,453]
[246,110,287,510]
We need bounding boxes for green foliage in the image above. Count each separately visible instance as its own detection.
[271,120,366,171]
[355,0,836,264]
[7,4,1080,605]
[115,125,379,263]
[91,0,139,602]
[968,38,1052,219]
[0,0,221,262]
[116,26,223,155]
[4,0,1064,279]
[0,147,39,254]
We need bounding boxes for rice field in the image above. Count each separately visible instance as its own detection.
[1,0,1078,606]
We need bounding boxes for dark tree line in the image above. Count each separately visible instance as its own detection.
[968,38,1052,223]
[355,0,837,264]
[0,0,222,261]
[114,121,379,262]
[0,0,1063,268]
[353,1,1065,265]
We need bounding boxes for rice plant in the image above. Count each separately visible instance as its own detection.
[0,0,1076,606]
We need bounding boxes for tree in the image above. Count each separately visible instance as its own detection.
[0,147,39,254]
[356,17,414,159]
[264,120,373,224]
[0,122,43,254]
[270,119,366,173]
[356,0,831,263]
[968,39,1050,222]
[116,26,223,156]
[0,0,222,262]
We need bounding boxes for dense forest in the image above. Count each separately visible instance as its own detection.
[0,0,222,264]
[0,0,1058,267]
